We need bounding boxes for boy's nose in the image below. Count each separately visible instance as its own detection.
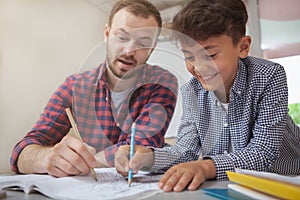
[194,64,209,74]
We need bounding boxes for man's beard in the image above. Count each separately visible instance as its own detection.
[107,49,145,79]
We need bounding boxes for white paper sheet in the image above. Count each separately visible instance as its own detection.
[0,168,163,200]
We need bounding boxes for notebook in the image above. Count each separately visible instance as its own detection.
[226,169,300,200]
[0,168,162,200]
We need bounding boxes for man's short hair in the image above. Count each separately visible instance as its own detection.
[108,0,162,29]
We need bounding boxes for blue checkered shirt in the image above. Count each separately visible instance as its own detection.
[150,56,300,180]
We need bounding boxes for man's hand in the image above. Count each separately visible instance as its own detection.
[158,159,216,192]
[114,145,154,176]
[18,135,97,177]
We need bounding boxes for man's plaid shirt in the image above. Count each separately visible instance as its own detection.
[11,63,178,172]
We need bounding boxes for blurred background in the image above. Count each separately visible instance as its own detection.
[1,0,299,173]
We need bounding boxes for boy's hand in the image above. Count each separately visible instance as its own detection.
[158,159,216,192]
[115,145,154,176]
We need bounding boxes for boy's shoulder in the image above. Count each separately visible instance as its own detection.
[241,56,284,76]
[237,56,286,90]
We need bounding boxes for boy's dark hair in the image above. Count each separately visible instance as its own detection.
[172,0,248,45]
[108,0,162,29]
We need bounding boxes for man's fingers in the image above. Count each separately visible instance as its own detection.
[54,136,95,174]
[46,149,80,176]
[85,143,96,155]
[47,166,69,178]
[67,137,97,168]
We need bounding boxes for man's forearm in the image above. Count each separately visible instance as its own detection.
[17,144,51,174]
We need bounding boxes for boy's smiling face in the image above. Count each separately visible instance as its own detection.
[181,34,250,102]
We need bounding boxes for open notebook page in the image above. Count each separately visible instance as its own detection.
[0,168,163,200]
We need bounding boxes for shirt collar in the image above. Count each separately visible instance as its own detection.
[230,58,248,97]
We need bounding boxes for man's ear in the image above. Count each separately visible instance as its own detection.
[104,24,110,42]
[239,36,251,58]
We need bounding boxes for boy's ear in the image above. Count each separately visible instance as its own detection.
[239,36,251,58]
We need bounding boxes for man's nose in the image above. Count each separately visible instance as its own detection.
[122,42,136,56]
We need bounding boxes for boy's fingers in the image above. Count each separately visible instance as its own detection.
[130,146,154,170]
[187,174,203,191]
[115,145,131,173]
[158,167,176,190]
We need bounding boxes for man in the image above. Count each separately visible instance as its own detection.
[11,0,178,178]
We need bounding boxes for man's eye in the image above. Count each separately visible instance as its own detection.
[185,56,195,62]
[116,35,129,41]
[136,40,152,48]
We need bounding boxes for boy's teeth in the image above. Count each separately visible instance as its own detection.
[203,75,212,80]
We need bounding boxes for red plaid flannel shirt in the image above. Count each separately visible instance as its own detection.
[10,63,178,172]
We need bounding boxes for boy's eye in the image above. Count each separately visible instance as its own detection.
[209,53,217,58]
[204,53,217,59]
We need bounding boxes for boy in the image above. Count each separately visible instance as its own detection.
[115,0,300,192]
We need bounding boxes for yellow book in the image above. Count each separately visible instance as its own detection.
[226,171,300,200]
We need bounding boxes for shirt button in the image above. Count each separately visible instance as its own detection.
[224,123,228,127]
[105,97,108,101]
[237,91,241,95]
[116,123,120,127]
[217,102,221,106]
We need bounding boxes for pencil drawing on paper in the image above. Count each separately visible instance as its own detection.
[90,168,162,199]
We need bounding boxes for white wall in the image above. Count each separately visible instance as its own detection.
[270,55,300,105]
[0,0,106,173]
[148,41,191,138]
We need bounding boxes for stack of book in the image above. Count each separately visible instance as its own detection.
[226,169,300,200]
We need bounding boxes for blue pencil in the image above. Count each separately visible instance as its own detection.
[128,122,136,187]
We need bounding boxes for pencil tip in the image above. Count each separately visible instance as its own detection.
[91,169,98,181]
[128,180,132,187]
